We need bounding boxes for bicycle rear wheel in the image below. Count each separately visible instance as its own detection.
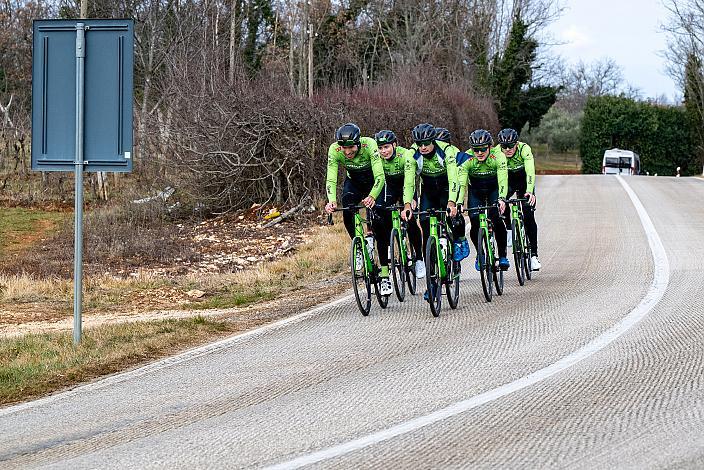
[478,229,493,302]
[390,228,406,302]
[350,237,371,315]
[425,236,442,316]
[512,219,525,286]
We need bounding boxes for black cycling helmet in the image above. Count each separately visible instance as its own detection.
[412,123,437,143]
[468,129,493,148]
[375,130,397,145]
[497,128,519,146]
[336,123,361,146]
[435,127,452,143]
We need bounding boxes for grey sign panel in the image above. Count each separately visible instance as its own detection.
[31,19,134,172]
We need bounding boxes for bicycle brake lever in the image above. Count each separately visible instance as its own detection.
[327,213,334,225]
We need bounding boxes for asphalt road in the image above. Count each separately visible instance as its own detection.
[1,175,702,469]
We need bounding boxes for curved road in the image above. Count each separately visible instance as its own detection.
[1,175,703,469]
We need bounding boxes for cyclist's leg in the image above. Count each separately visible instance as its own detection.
[372,185,392,269]
[489,189,508,258]
[340,178,361,239]
[467,191,483,255]
[407,191,423,260]
[523,197,538,254]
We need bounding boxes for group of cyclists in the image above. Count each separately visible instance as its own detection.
[324,122,541,300]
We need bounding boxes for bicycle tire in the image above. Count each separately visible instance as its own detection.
[390,228,406,302]
[350,237,371,315]
[523,224,533,280]
[512,219,525,286]
[493,234,504,296]
[478,229,493,302]
[405,231,417,295]
[425,236,442,316]
[446,259,460,309]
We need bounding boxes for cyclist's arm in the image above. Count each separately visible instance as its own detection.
[444,144,459,204]
[403,149,417,205]
[368,142,385,200]
[326,146,341,203]
[497,151,509,199]
[522,144,536,194]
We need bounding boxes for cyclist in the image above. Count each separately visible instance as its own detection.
[324,123,392,295]
[434,127,452,144]
[401,124,470,296]
[457,129,509,271]
[375,130,426,279]
[495,128,541,270]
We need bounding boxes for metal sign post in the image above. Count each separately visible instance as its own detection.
[73,23,86,344]
[32,19,134,344]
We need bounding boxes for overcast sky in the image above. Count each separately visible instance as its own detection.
[545,0,678,101]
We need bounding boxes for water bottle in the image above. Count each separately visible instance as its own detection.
[439,237,448,259]
[365,235,375,258]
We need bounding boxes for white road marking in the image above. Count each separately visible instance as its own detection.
[0,294,354,417]
[265,175,670,469]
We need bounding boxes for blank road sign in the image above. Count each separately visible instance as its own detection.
[31,19,134,172]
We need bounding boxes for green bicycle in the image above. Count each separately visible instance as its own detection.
[417,208,460,317]
[388,204,417,301]
[507,198,533,285]
[467,203,504,302]
[328,206,389,315]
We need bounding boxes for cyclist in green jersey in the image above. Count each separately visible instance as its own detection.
[375,130,426,279]
[457,129,509,271]
[401,123,470,277]
[496,128,541,270]
[435,127,452,144]
[324,123,392,295]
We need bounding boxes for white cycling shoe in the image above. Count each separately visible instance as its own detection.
[531,256,541,271]
[415,260,426,279]
[379,277,393,296]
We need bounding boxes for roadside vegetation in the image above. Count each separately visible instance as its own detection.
[0,316,237,405]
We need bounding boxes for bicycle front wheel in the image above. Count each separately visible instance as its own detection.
[446,259,460,309]
[350,237,371,316]
[390,228,406,302]
[405,231,418,295]
[493,235,504,296]
[478,229,493,302]
[512,219,525,286]
[425,236,442,316]
[523,224,533,281]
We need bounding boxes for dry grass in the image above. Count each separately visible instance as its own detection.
[0,316,238,405]
[1,218,349,322]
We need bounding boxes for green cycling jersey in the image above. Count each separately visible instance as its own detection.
[402,141,460,204]
[326,137,385,203]
[492,141,535,194]
[380,145,410,177]
[457,147,508,203]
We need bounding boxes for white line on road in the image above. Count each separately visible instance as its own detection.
[0,294,354,417]
[265,175,670,469]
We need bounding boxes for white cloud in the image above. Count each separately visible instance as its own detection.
[560,25,592,49]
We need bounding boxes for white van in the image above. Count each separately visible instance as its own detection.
[602,148,640,175]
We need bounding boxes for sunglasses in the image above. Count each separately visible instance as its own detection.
[472,146,489,153]
[416,140,434,147]
[338,141,357,148]
[500,143,516,150]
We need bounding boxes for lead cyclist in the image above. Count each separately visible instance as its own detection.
[495,128,541,271]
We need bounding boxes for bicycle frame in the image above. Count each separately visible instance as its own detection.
[478,209,495,267]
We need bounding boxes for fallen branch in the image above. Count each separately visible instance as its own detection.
[262,198,310,228]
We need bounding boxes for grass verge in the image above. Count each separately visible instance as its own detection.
[0,207,66,255]
[0,316,238,406]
